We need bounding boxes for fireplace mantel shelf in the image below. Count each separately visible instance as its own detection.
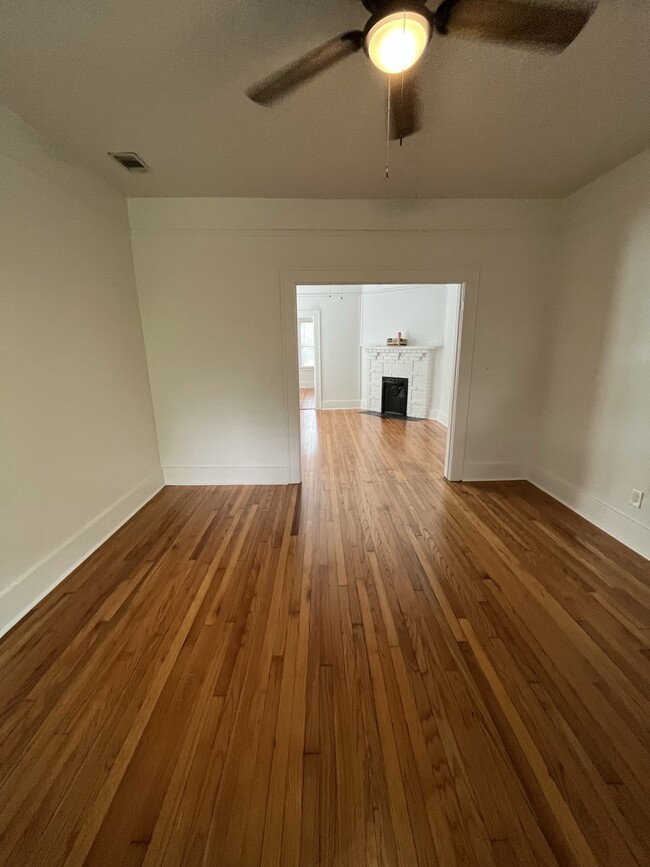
[361,345,442,350]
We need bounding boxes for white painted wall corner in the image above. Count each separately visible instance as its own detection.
[428,408,449,426]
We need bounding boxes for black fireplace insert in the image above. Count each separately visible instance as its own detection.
[381,376,408,417]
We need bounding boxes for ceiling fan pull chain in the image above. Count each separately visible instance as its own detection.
[385,76,391,178]
[400,12,406,145]
[400,68,405,146]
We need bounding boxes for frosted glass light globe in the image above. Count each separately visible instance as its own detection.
[366,11,431,74]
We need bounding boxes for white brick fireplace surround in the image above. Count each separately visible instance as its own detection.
[363,346,439,418]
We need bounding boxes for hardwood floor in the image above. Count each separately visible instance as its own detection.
[1,410,649,866]
[300,387,315,409]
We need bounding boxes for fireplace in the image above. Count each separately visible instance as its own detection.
[381,377,408,417]
[363,345,436,418]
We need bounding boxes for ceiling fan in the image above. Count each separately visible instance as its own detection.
[246,0,597,140]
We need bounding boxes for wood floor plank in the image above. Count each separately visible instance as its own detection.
[0,411,648,866]
[460,618,599,867]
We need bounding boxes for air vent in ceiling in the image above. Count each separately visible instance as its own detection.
[108,152,150,172]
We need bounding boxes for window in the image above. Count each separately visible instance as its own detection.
[298,319,315,368]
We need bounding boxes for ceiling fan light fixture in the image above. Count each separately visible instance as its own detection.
[365,10,431,74]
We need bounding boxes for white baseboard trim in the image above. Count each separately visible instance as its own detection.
[321,400,361,410]
[0,471,164,639]
[163,465,290,485]
[528,465,650,560]
[462,461,527,482]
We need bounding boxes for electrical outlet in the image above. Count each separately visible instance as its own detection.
[630,488,644,509]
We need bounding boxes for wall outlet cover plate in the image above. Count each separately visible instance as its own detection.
[631,488,644,508]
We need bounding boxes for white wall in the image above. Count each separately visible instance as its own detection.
[361,284,446,346]
[297,286,361,409]
[531,150,650,558]
[129,197,558,485]
[0,108,162,636]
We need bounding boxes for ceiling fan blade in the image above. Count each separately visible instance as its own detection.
[389,67,422,141]
[433,0,595,52]
[247,31,364,105]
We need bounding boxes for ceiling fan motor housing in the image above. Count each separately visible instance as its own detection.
[361,0,431,15]
[362,0,434,41]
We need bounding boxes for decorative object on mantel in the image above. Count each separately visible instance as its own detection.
[387,331,408,346]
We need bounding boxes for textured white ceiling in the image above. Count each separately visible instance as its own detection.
[1,0,648,198]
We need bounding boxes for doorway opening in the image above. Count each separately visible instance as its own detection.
[296,309,321,410]
[287,279,470,483]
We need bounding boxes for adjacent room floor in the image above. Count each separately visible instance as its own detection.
[0,411,648,866]
[299,387,316,410]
